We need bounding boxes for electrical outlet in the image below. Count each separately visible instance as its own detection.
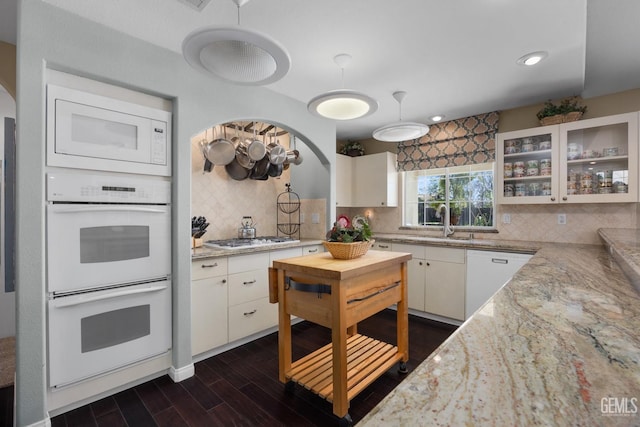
[502,213,511,224]
[558,214,567,225]
[311,213,320,224]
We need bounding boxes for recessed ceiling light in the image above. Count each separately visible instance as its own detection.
[430,115,444,122]
[516,51,548,66]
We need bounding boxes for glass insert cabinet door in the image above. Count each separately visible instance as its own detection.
[559,112,638,203]
[497,124,560,205]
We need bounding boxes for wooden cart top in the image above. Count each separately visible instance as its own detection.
[272,250,412,281]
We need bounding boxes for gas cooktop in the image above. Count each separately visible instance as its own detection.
[204,236,300,250]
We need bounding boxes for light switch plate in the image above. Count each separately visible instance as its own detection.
[300,213,305,223]
[311,213,320,224]
[558,214,567,225]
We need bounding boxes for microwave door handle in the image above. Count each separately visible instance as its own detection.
[52,284,168,308]
[52,206,167,214]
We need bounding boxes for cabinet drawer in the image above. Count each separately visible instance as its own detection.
[302,244,324,255]
[192,257,228,280]
[425,246,465,263]
[371,241,392,251]
[270,247,303,264]
[228,269,269,306]
[228,251,269,274]
[228,297,277,342]
[392,243,426,259]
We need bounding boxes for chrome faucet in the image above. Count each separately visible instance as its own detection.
[438,204,454,238]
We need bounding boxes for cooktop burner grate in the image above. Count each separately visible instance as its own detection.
[204,236,300,249]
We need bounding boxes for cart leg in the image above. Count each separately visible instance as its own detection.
[398,361,408,374]
[338,413,353,427]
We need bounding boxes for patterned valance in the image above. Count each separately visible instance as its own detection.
[397,111,499,171]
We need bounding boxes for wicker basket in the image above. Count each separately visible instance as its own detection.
[539,111,583,126]
[323,240,374,260]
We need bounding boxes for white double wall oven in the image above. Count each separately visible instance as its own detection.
[45,81,173,389]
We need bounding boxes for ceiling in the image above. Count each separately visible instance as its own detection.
[2,0,640,141]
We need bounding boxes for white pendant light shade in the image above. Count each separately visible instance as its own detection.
[307,54,378,120]
[373,91,429,142]
[308,89,378,120]
[182,0,290,85]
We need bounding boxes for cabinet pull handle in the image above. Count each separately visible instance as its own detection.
[243,309,257,316]
[201,263,218,268]
[379,245,389,249]
[492,258,508,264]
[307,248,318,253]
[243,280,256,285]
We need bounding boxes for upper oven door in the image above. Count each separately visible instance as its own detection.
[47,204,171,294]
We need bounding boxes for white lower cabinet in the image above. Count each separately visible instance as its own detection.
[393,243,466,321]
[192,245,325,357]
[191,258,229,356]
[465,250,532,319]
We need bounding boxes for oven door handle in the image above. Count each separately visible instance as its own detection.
[51,205,167,214]
[52,284,168,308]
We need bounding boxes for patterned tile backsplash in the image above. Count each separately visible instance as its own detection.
[191,134,326,240]
[338,203,637,245]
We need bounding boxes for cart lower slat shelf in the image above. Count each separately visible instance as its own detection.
[286,334,401,403]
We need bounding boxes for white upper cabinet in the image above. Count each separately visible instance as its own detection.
[336,152,398,207]
[497,112,639,204]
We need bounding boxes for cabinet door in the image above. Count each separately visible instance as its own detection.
[406,258,426,311]
[336,154,353,207]
[352,152,398,207]
[559,112,638,203]
[191,275,228,356]
[497,125,560,204]
[424,260,465,321]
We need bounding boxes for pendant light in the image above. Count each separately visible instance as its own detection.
[372,91,429,142]
[307,54,378,121]
[182,0,290,86]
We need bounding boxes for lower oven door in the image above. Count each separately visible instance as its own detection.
[47,280,171,388]
[47,203,170,293]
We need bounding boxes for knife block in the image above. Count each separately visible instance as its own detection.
[191,237,203,248]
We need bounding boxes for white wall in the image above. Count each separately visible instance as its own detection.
[0,86,15,339]
[15,1,335,425]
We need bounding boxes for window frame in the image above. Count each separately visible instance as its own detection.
[402,162,496,230]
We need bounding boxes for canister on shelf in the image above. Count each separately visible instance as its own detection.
[528,182,541,196]
[540,158,552,176]
[515,183,526,197]
[542,182,552,196]
[567,143,582,160]
[567,181,578,195]
[522,138,536,152]
[538,140,551,150]
[598,170,613,188]
[504,184,514,197]
[526,159,539,176]
[504,162,513,178]
[603,147,619,157]
[513,161,525,178]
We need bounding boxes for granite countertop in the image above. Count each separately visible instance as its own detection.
[372,232,540,254]
[191,238,324,260]
[359,236,640,426]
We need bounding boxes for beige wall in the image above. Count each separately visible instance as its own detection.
[339,87,640,245]
[0,42,16,99]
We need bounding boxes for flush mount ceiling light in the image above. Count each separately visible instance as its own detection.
[430,115,445,122]
[372,91,430,142]
[307,54,378,120]
[182,0,290,85]
[516,51,548,66]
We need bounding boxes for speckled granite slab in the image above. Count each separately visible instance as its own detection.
[599,228,640,295]
[359,243,640,426]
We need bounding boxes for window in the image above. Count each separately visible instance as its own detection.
[404,163,495,228]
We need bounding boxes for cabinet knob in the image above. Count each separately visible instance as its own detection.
[550,197,556,201]
[419,261,423,266]
[562,196,568,201]
[221,279,227,284]
[381,202,385,205]
[426,262,430,266]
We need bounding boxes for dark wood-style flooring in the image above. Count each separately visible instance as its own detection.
[1,310,457,426]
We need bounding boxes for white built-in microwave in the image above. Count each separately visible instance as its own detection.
[46,84,172,176]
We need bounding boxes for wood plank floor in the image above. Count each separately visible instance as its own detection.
[1,310,457,426]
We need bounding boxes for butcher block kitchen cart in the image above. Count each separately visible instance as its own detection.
[270,250,412,426]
